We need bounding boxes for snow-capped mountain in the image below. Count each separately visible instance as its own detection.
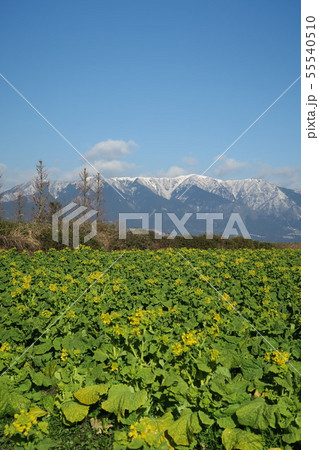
[1,175,301,242]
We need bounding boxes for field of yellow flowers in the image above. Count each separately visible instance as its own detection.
[0,247,301,449]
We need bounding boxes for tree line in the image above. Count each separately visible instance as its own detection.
[0,161,106,223]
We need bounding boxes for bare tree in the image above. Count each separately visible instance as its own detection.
[77,167,92,207]
[15,189,25,222]
[95,172,105,222]
[32,160,50,222]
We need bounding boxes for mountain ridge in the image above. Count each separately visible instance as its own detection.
[1,175,300,242]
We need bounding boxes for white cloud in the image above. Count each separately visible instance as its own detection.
[62,160,138,181]
[92,159,137,176]
[256,164,300,190]
[0,163,7,173]
[158,166,189,178]
[85,139,137,160]
[213,158,249,177]
[182,156,198,166]
[1,167,36,190]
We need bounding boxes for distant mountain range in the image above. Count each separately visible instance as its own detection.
[1,175,301,242]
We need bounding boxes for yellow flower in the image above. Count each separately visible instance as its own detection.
[65,274,73,281]
[0,342,11,352]
[255,262,264,268]
[61,348,68,361]
[195,288,203,295]
[210,349,220,361]
[41,310,52,318]
[100,311,121,324]
[11,287,22,298]
[10,409,39,436]
[182,331,197,346]
[88,271,103,282]
[128,423,139,439]
[272,350,290,366]
[61,286,68,293]
[130,327,141,336]
[49,284,57,292]
[135,308,144,318]
[226,301,237,311]
[264,350,290,366]
[207,324,220,337]
[113,324,125,336]
[128,316,140,326]
[113,284,120,292]
[100,312,111,324]
[171,342,183,356]
[147,278,158,285]
[249,269,256,276]
[110,362,118,372]
[199,274,210,281]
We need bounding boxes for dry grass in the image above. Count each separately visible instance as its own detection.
[0,220,301,253]
[0,224,42,252]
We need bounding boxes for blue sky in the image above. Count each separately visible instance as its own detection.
[0,0,300,189]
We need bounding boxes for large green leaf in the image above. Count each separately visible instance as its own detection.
[6,393,31,415]
[136,367,156,385]
[162,373,188,395]
[198,410,214,426]
[34,341,53,355]
[28,405,47,418]
[101,384,147,421]
[282,426,301,444]
[235,398,276,430]
[93,348,108,362]
[240,359,263,380]
[0,387,9,418]
[210,375,249,404]
[61,401,89,423]
[166,409,202,446]
[74,384,108,405]
[222,428,264,450]
[217,415,237,429]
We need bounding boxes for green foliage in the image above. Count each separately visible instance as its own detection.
[61,402,90,423]
[101,385,147,421]
[0,247,300,448]
[222,428,264,450]
[74,384,109,405]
